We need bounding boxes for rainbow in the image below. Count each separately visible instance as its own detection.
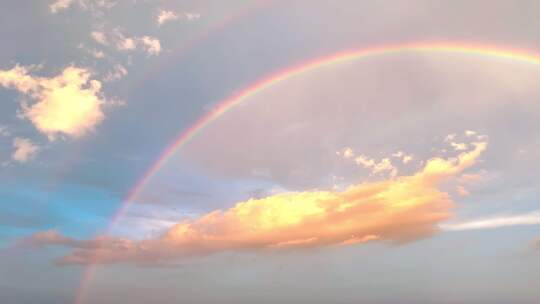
[74,42,540,304]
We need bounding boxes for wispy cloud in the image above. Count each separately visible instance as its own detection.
[440,212,540,231]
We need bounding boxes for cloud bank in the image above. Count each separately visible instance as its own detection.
[0,65,105,139]
[27,141,487,265]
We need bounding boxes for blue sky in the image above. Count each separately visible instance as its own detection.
[1,1,540,303]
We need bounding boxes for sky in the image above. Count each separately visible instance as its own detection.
[1,1,540,303]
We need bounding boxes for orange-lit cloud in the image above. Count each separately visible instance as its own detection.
[27,140,487,265]
[0,65,105,139]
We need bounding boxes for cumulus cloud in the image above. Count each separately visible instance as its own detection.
[440,211,540,231]
[139,36,161,56]
[27,140,487,265]
[0,65,106,139]
[12,137,39,163]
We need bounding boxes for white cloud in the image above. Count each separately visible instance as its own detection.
[12,137,39,163]
[139,36,161,56]
[157,10,179,25]
[0,65,106,139]
[440,212,540,231]
[49,0,74,13]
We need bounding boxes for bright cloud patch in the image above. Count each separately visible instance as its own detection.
[12,137,39,163]
[0,65,105,139]
[139,36,161,56]
[28,140,486,265]
[157,10,179,25]
[49,0,74,13]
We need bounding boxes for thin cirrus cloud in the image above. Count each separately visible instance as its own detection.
[26,140,487,265]
[0,65,106,139]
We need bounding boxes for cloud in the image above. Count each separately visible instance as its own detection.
[392,151,413,164]
[103,64,127,82]
[51,0,116,15]
[354,155,397,178]
[338,147,354,159]
[28,140,486,265]
[49,0,74,13]
[139,36,161,56]
[116,36,136,51]
[12,137,39,163]
[91,31,108,45]
[440,212,540,231]
[157,10,179,25]
[97,29,161,56]
[0,65,106,139]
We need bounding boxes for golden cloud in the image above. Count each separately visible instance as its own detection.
[27,141,486,265]
[0,65,105,139]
